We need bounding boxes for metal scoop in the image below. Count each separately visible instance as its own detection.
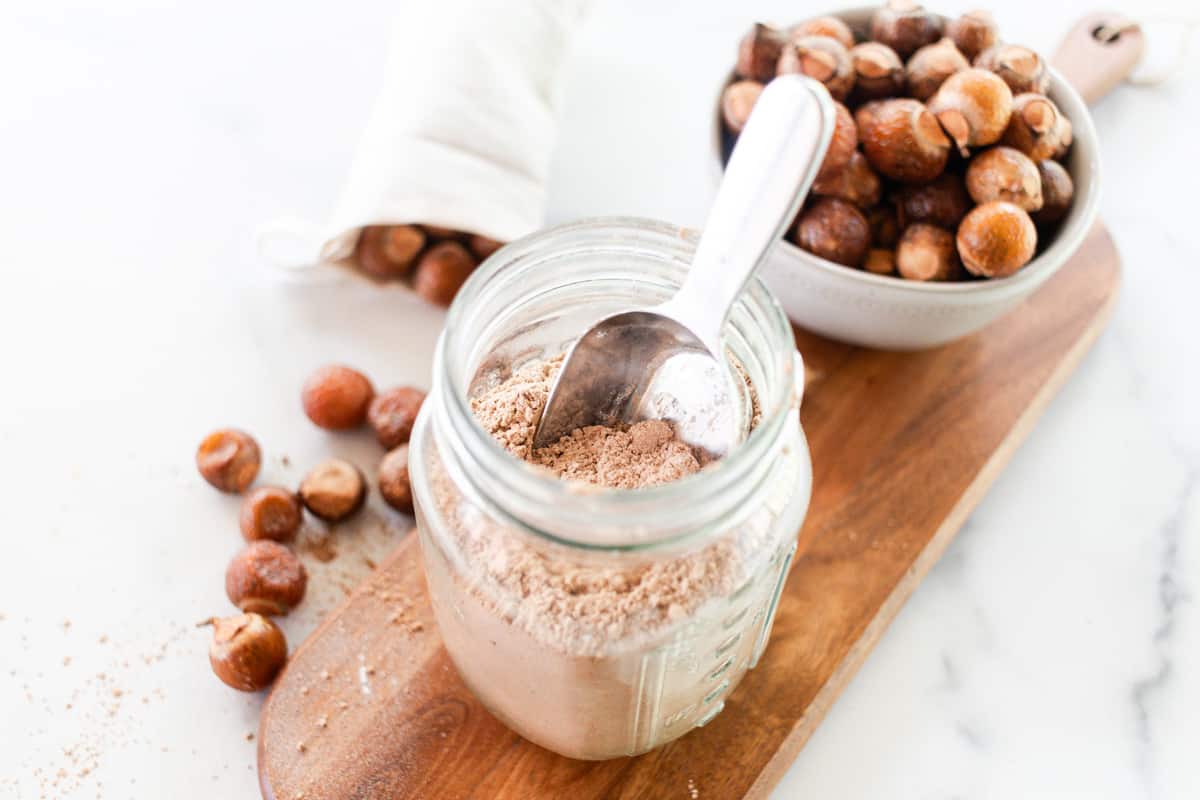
[532,76,835,457]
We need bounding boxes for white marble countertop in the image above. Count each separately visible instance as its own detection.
[2,0,1197,797]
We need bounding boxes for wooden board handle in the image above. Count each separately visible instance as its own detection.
[1052,12,1145,104]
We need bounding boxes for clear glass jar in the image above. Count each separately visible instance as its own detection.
[408,217,811,760]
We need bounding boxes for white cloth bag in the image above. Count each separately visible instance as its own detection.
[314,0,593,267]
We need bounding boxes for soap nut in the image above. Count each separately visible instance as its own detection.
[897,223,961,281]
[355,225,426,280]
[1002,93,1072,161]
[794,198,871,268]
[205,613,287,692]
[239,486,303,543]
[956,200,1038,277]
[905,37,969,102]
[870,0,943,59]
[778,35,855,101]
[945,10,998,60]
[225,541,307,616]
[1032,160,1074,225]
[849,42,905,101]
[302,365,375,431]
[855,98,950,183]
[378,445,414,514]
[788,16,856,49]
[927,68,1013,155]
[974,43,1049,95]
[413,241,477,307]
[965,146,1044,212]
[196,429,261,493]
[299,458,367,522]
[894,173,971,231]
[368,386,426,450]
[735,23,785,82]
[812,151,881,209]
[721,80,764,134]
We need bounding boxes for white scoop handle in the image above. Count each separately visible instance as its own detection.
[662,76,836,354]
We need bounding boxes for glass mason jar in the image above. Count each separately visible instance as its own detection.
[408,217,811,760]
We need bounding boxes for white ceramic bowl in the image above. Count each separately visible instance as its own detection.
[713,7,1100,350]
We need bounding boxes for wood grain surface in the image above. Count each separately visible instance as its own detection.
[259,224,1120,800]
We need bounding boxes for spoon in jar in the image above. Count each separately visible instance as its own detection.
[531,75,835,457]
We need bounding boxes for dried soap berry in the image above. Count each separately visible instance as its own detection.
[927,68,1013,155]
[378,445,414,514]
[778,36,854,101]
[225,541,307,616]
[239,486,303,543]
[956,201,1038,277]
[301,365,375,430]
[721,80,763,134]
[355,225,426,280]
[945,10,997,60]
[817,101,857,181]
[1032,160,1074,225]
[864,248,897,275]
[965,146,1044,211]
[1002,93,1072,161]
[205,613,287,692]
[413,241,476,307]
[849,42,905,101]
[196,429,261,493]
[855,98,950,183]
[896,224,961,281]
[299,458,367,522]
[812,151,882,209]
[905,38,969,102]
[895,173,971,229]
[735,23,785,82]
[870,0,943,59]
[974,44,1049,95]
[788,16,855,49]
[794,198,871,267]
[467,234,505,261]
[368,386,426,450]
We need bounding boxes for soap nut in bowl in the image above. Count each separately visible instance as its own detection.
[712,6,1137,350]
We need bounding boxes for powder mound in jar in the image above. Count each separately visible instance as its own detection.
[470,357,703,488]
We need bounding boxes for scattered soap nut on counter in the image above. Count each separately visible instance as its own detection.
[368,386,426,450]
[225,540,308,616]
[352,224,507,308]
[196,429,261,493]
[239,486,303,542]
[721,1,1075,283]
[202,613,288,692]
[299,459,367,523]
[378,445,414,514]
[195,365,425,691]
[302,364,375,431]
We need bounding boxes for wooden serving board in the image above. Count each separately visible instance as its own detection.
[259,224,1120,800]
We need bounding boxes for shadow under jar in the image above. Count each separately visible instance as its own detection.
[408,218,812,760]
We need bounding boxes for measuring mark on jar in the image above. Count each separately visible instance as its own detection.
[708,657,735,681]
[715,630,743,657]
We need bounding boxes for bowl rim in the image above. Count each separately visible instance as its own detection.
[712,11,1101,299]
